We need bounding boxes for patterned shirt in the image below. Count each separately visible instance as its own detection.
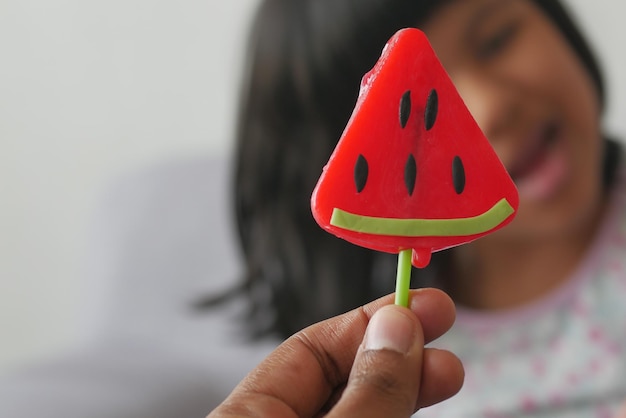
[419,158,626,418]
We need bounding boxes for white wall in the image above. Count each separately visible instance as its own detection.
[0,0,259,372]
[566,0,626,138]
[0,0,625,374]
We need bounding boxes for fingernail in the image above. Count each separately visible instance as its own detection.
[364,306,414,354]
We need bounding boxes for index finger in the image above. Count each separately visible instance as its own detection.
[211,288,455,417]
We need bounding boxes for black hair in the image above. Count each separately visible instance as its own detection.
[533,0,605,108]
[208,0,606,339]
[227,0,447,338]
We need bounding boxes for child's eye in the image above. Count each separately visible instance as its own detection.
[475,23,519,60]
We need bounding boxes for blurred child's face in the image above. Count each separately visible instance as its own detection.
[422,0,604,242]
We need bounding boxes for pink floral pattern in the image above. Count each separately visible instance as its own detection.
[417,160,626,417]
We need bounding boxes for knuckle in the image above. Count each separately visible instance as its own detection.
[350,350,415,404]
[355,367,401,396]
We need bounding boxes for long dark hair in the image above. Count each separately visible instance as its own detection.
[219,0,606,339]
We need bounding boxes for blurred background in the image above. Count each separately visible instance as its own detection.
[0,0,625,374]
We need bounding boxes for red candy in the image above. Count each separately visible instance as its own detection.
[311,28,519,268]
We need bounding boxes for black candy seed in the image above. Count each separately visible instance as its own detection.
[452,156,465,194]
[399,90,411,128]
[354,154,368,193]
[425,89,438,131]
[404,154,417,196]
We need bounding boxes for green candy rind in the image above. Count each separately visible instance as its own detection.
[330,198,514,237]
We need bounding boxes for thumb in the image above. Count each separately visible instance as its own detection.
[327,304,463,417]
[326,304,425,418]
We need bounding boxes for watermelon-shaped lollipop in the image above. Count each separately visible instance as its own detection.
[311,28,519,307]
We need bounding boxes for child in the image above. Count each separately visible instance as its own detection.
[217,0,626,416]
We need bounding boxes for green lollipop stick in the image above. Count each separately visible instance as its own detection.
[394,249,412,307]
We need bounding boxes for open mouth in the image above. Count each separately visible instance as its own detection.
[508,121,560,182]
[507,121,566,201]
